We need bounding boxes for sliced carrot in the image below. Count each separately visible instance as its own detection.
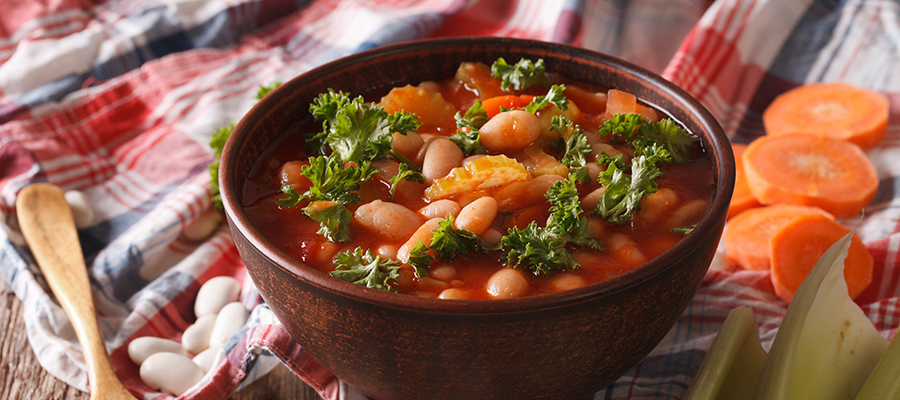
[762,82,889,150]
[727,143,761,219]
[724,204,833,271]
[605,89,637,115]
[742,134,878,218]
[769,213,873,302]
[481,94,535,118]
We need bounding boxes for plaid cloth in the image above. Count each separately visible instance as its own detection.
[1,0,898,399]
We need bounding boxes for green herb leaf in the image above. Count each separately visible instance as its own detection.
[550,115,592,184]
[429,215,488,262]
[523,84,568,114]
[449,100,489,156]
[256,81,282,100]
[407,240,434,278]
[331,247,401,292]
[389,162,426,197]
[298,155,374,205]
[501,221,579,277]
[208,122,235,211]
[491,57,552,91]
[594,148,667,225]
[671,225,696,235]
[302,200,352,242]
[598,113,697,164]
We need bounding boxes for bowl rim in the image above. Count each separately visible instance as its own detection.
[220,36,734,315]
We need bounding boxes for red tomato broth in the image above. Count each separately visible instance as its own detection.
[241,62,716,300]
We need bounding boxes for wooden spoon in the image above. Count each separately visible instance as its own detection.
[16,183,137,400]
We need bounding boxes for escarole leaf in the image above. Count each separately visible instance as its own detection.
[755,231,887,400]
[683,306,766,400]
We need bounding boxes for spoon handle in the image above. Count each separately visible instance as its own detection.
[17,183,136,400]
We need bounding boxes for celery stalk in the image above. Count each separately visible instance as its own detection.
[855,329,900,399]
[754,232,888,400]
[683,306,767,400]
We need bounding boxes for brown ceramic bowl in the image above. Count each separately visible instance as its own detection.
[220,37,734,400]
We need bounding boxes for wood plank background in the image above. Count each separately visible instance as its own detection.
[0,277,323,399]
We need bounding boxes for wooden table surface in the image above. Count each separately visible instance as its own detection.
[0,277,324,400]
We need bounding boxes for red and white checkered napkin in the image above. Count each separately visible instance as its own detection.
[1,0,899,399]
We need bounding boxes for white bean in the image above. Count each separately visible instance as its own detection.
[376,244,398,259]
[455,196,498,236]
[438,288,472,300]
[208,302,249,347]
[140,352,205,396]
[128,337,188,366]
[194,276,241,318]
[422,138,463,183]
[64,190,94,229]
[430,265,458,281]
[192,344,223,373]
[547,273,587,292]
[482,229,503,246]
[397,218,443,263]
[392,131,425,163]
[479,110,541,151]
[486,268,529,299]
[181,314,216,355]
[354,200,423,242]
[418,199,461,220]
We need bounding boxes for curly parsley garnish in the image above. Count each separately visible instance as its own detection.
[208,82,282,210]
[302,200,352,242]
[449,100,489,156]
[599,113,697,164]
[389,163,426,197]
[406,215,490,276]
[551,115,592,184]
[208,122,235,211]
[491,57,551,91]
[523,84,568,114]
[331,247,401,292]
[594,145,670,225]
[501,176,598,276]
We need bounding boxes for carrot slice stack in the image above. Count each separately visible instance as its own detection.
[728,143,761,219]
[762,83,889,149]
[769,213,873,302]
[742,134,878,218]
[724,204,833,271]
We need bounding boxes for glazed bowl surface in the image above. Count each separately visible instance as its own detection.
[220,37,734,400]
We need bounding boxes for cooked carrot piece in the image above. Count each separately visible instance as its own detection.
[742,134,878,218]
[563,85,607,114]
[481,95,535,118]
[728,143,761,219]
[769,213,873,302]
[762,83,889,150]
[605,89,637,115]
[380,85,458,134]
[724,204,833,271]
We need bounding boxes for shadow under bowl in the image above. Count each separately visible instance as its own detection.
[220,37,734,400]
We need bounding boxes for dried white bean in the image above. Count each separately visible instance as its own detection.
[194,276,241,318]
[64,190,94,228]
[181,314,217,355]
[208,302,249,347]
[140,352,205,396]
[128,337,188,365]
[192,344,223,373]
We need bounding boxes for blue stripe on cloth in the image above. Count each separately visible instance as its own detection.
[732,0,842,143]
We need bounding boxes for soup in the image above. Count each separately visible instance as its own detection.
[242,58,715,299]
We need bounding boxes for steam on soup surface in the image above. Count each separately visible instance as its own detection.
[242,58,715,299]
